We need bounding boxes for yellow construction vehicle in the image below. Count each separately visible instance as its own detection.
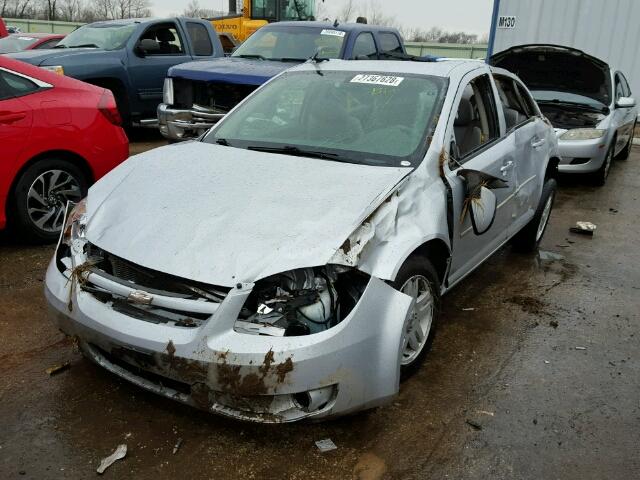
[210,0,317,42]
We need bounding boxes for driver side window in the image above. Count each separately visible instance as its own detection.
[140,24,184,55]
[453,74,500,162]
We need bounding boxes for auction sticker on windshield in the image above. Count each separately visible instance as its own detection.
[321,29,346,37]
[351,74,404,87]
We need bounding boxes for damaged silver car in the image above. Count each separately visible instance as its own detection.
[491,45,638,185]
[45,59,559,422]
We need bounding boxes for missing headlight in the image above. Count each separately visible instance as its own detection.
[235,266,370,337]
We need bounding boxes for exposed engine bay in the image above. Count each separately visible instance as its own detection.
[538,104,605,130]
[235,266,370,337]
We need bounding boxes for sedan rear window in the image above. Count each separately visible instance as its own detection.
[204,70,448,167]
[0,35,40,53]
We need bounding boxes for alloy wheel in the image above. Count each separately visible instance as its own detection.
[26,169,82,233]
[535,194,554,242]
[400,275,435,366]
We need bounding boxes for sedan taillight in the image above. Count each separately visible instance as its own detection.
[98,90,122,126]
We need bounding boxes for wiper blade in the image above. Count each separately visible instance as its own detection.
[68,43,99,48]
[274,57,307,62]
[215,138,230,146]
[234,54,267,60]
[247,145,344,161]
[53,44,68,49]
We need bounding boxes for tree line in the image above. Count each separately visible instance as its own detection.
[1,0,151,22]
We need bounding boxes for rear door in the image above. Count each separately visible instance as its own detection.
[445,72,517,285]
[127,22,192,119]
[493,73,548,232]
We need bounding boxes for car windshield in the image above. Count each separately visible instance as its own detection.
[56,23,137,50]
[203,70,448,167]
[0,35,40,53]
[531,90,607,110]
[232,26,346,61]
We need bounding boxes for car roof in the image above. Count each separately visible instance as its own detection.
[286,58,486,78]
[266,21,400,33]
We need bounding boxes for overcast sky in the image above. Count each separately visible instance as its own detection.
[152,0,494,36]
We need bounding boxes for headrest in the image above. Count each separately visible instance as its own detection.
[455,97,474,126]
[156,29,175,42]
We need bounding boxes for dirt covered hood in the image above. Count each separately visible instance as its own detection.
[85,142,411,287]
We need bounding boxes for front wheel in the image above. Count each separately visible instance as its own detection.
[616,124,635,160]
[11,158,88,243]
[391,257,441,378]
[512,178,557,253]
[593,143,614,186]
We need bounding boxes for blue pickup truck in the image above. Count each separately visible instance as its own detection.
[10,17,223,128]
[158,21,406,140]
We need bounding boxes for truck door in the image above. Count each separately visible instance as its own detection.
[127,22,192,121]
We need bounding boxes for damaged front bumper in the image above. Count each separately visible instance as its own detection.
[44,251,412,423]
[157,103,223,141]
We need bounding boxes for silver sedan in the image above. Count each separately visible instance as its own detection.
[491,44,637,185]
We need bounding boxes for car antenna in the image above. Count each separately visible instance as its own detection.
[333,19,339,27]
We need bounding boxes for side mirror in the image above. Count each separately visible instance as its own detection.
[616,96,635,109]
[469,186,497,235]
[136,38,160,56]
[458,169,508,235]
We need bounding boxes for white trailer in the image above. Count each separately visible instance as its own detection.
[487,0,640,97]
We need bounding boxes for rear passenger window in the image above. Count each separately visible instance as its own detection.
[352,32,377,59]
[378,33,402,57]
[493,75,530,130]
[453,74,500,161]
[0,69,40,101]
[35,38,61,49]
[187,22,214,56]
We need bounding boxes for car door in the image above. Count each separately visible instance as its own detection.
[127,22,192,119]
[444,72,517,285]
[493,74,549,232]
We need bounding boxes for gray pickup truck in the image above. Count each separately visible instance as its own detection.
[11,17,223,128]
[158,21,406,140]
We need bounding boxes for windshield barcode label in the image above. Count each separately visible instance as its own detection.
[351,74,404,86]
[321,29,346,37]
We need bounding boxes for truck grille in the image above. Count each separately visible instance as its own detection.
[173,77,258,113]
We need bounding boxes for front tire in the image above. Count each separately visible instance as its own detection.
[11,158,88,243]
[391,257,441,378]
[616,124,635,160]
[512,178,557,253]
[593,143,614,186]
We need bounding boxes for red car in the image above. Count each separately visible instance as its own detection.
[0,56,129,242]
[0,33,65,54]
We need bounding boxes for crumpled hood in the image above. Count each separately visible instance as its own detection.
[168,57,296,85]
[8,47,106,66]
[85,142,411,287]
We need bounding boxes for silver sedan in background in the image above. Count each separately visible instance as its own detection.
[491,44,637,185]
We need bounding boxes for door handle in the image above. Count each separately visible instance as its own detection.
[531,137,546,148]
[0,112,26,124]
[500,161,514,176]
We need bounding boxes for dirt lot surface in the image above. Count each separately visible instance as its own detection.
[1,138,638,479]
